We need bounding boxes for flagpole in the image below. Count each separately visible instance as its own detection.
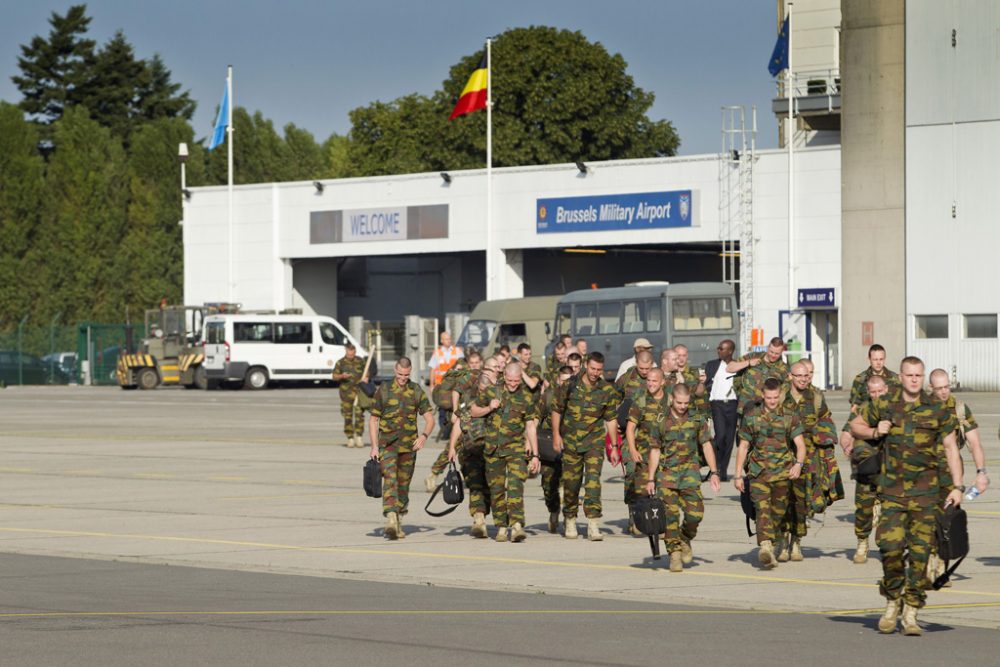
[227,64,234,302]
[485,38,494,301]
[787,4,794,312]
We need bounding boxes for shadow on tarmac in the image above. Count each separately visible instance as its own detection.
[827,614,957,634]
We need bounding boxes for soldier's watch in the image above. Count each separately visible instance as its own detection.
[977,468,988,475]
[957,485,967,493]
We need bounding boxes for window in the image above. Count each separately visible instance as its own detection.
[498,323,528,347]
[672,297,734,331]
[645,299,662,332]
[206,322,225,344]
[598,302,621,334]
[964,314,997,339]
[915,315,948,339]
[234,322,273,343]
[574,303,596,336]
[275,322,313,344]
[622,301,645,334]
[555,305,571,337]
[320,322,348,345]
[457,320,496,348]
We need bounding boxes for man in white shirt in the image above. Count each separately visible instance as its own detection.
[615,337,654,381]
[704,339,738,481]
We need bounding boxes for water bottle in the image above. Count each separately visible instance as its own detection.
[965,487,981,501]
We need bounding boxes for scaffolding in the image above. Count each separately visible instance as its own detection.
[719,106,757,351]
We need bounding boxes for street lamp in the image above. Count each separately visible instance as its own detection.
[178,142,189,197]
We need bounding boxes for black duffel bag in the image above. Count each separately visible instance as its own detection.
[363,457,382,498]
[630,494,669,560]
[932,503,970,590]
[425,461,464,517]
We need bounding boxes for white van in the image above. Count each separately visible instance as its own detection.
[202,314,365,389]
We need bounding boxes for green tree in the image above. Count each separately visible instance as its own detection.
[346,26,680,176]
[0,103,46,325]
[321,133,350,178]
[283,123,326,181]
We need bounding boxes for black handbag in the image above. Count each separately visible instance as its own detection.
[630,495,668,560]
[363,457,382,498]
[932,503,969,590]
[739,482,756,537]
[536,429,559,463]
[425,461,464,517]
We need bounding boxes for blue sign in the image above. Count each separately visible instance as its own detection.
[798,288,835,308]
[536,190,695,234]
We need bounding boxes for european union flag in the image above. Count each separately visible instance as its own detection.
[768,17,789,77]
[208,85,229,151]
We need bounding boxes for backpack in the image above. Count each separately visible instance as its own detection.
[932,504,969,589]
[630,495,669,560]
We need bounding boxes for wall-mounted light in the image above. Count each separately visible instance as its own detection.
[440,172,452,184]
[182,188,192,200]
[575,161,588,175]
[564,247,605,254]
[313,180,324,194]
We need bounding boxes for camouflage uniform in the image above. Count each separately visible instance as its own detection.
[680,366,711,421]
[856,393,958,608]
[734,354,789,417]
[781,386,840,538]
[370,379,433,517]
[842,417,882,541]
[480,382,540,527]
[538,383,562,515]
[627,389,666,503]
[737,404,804,545]
[849,367,901,409]
[333,356,366,438]
[650,411,712,552]
[615,367,647,507]
[555,374,618,519]
[455,370,490,517]
[937,395,977,491]
[430,361,470,475]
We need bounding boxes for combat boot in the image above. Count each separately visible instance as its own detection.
[669,550,684,572]
[758,540,776,568]
[424,471,437,493]
[511,522,526,543]
[878,599,902,634]
[901,603,922,636]
[587,519,604,542]
[353,436,363,448]
[564,518,578,539]
[628,517,642,537]
[547,512,559,534]
[777,536,790,562]
[853,539,869,564]
[790,538,804,562]
[680,539,694,564]
[471,512,488,539]
[384,512,399,540]
[495,527,509,542]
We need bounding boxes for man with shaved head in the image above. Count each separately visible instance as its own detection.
[616,349,656,523]
[849,344,901,414]
[624,366,667,534]
[728,337,789,421]
[675,344,709,421]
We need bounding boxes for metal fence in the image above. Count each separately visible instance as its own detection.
[0,323,78,387]
[76,322,147,386]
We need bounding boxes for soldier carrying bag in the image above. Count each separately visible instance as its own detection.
[425,461,465,517]
[363,457,382,498]
[630,494,669,560]
[932,503,970,590]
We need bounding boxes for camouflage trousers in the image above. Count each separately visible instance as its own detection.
[540,458,562,514]
[877,495,936,608]
[854,481,879,540]
[459,438,490,517]
[622,446,649,508]
[782,474,810,539]
[485,449,528,527]
[750,477,791,545]
[658,486,704,553]
[812,446,843,512]
[339,390,359,437]
[431,445,451,476]
[379,445,416,517]
[562,446,604,519]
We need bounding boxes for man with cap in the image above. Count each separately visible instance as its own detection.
[616,338,655,381]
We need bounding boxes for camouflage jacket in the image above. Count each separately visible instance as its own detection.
[555,373,618,452]
[615,366,647,402]
[849,367,900,407]
[371,379,433,448]
[453,368,483,405]
[942,394,977,449]
[856,392,958,498]
[738,404,804,482]
[333,356,365,395]
[627,390,666,454]
[650,410,712,490]
[734,353,789,414]
[781,386,837,449]
[841,412,883,475]
[680,365,710,417]
[480,382,540,457]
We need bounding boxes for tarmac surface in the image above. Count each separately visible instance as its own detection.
[1,385,998,664]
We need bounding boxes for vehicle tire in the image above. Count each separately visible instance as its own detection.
[243,366,269,390]
[206,379,220,390]
[192,365,208,390]
[137,368,159,390]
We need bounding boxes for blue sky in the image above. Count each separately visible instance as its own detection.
[0,1,783,155]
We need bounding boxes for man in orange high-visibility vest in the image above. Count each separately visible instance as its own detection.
[429,331,463,441]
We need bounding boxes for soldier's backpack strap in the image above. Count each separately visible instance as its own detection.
[955,399,969,445]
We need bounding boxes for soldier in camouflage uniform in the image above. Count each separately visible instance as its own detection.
[332,343,367,447]
[516,343,543,392]
[448,368,496,537]
[616,350,655,524]
[733,378,807,569]
[542,341,569,389]
[551,352,620,541]
[368,357,434,541]
[426,355,477,491]
[645,383,721,572]
[777,361,839,561]
[474,362,541,542]
[622,360,662,534]
[675,344,710,421]
[727,337,789,420]
[538,356,582,533]
[839,375,889,564]
[849,344,901,414]
[850,357,965,636]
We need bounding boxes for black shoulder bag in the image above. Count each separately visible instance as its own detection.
[424,461,465,517]
[932,503,969,590]
[629,494,669,560]
[363,457,382,498]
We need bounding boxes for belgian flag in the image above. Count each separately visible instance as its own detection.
[449,53,488,119]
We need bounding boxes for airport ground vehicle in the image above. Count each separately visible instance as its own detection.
[116,305,212,390]
[201,313,364,390]
[548,282,739,378]
[456,296,561,370]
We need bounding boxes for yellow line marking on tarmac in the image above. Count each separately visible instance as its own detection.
[0,467,33,473]
[63,470,103,475]
[966,510,1000,517]
[0,526,998,599]
[208,476,247,481]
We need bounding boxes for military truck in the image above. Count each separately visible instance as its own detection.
[116,304,225,390]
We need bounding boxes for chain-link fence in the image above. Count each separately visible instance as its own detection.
[76,322,147,386]
[0,323,79,386]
